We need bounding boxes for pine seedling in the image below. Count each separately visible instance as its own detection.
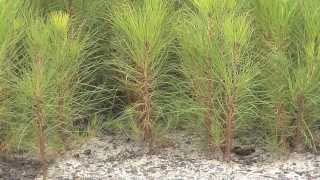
[255,0,320,153]
[17,17,51,179]
[290,0,320,152]
[110,0,173,148]
[176,0,223,152]
[220,13,256,162]
[177,0,257,161]
[253,0,297,154]
[8,11,94,178]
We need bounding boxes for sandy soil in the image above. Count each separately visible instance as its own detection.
[0,155,41,180]
[29,132,320,180]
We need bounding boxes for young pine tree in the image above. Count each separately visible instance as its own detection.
[111,0,174,148]
[9,11,94,178]
[177,0,257,161]
[177,0,224,153]
[221,13,257,162]
[254,0,294,154]
[292,0,320,152]
[255,0,320,153]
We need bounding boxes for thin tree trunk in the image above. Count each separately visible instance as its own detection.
[275,102,288,151]
[142,73,153,147]
[294,94,305,153]
[205,78,214,150]
[224,95,235,162]
[223,43,241,162]
[33,56,47,180]
[34,95,47,180]
[135,41,153,150]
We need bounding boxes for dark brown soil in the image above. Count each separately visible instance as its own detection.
[0,155,41,180]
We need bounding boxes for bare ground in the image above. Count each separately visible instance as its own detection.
[28,132,320,180]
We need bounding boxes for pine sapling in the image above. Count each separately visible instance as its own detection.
[32,55,47,180]
[177,0,221,152]
[254,0,296,153]
[111,0,173,149]
[221,14,253,161]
